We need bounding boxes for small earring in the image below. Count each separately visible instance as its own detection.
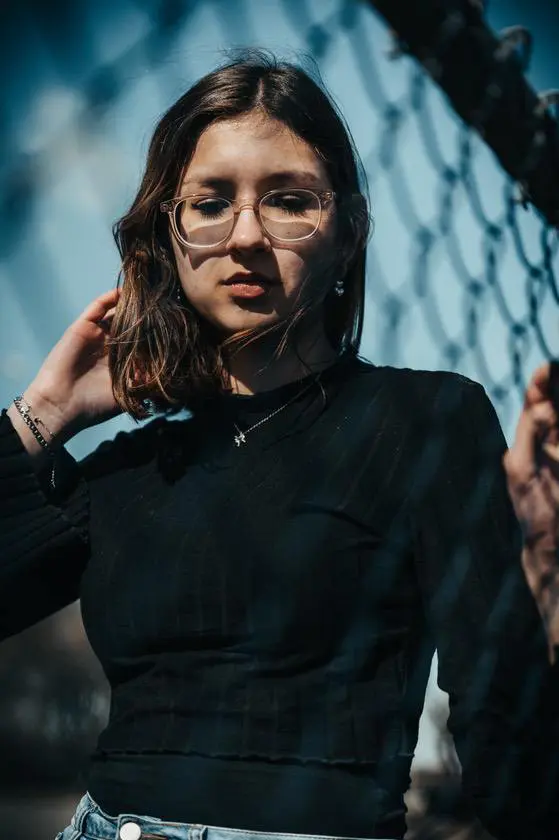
[334,278,345,297]
[175,285,183,304]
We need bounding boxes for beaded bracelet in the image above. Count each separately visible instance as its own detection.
[13,395,57,490]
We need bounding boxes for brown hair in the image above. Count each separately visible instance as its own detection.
[109,50,371,418]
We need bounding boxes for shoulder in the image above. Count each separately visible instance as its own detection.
[78,414,177,482]
[359,363,506,457]
[350,356,486,414]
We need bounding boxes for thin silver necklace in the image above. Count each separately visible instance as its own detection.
[232,376,319,447]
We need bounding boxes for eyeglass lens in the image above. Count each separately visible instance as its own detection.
[175,190,321,246]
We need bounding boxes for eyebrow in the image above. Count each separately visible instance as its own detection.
[182,170,325,190]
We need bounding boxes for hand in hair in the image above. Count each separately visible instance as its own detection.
[503,361,559,662]
[8,289,123,453]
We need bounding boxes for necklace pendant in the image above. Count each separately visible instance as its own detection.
[234,431,247,446]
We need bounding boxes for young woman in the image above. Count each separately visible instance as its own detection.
[1,53,557,840]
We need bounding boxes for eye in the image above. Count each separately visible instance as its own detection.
[265,191,314,215]
[190,197,230,218]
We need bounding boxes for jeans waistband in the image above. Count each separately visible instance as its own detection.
[67,792,390,840]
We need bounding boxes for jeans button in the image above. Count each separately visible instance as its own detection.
[120,822,142,840]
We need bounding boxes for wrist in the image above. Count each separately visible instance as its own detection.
[527,557,559,663]
[20,385,75,444]
[542,588,559,655]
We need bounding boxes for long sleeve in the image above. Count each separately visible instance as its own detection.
[0,409,89,641]
[410,376,559,839]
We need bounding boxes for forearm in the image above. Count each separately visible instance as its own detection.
[0,410,90,641]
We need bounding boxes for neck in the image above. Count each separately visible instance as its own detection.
[224,326,339,396]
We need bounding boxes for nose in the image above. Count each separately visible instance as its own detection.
[226,205,270,252]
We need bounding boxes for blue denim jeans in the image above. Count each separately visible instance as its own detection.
[56,792,391,840]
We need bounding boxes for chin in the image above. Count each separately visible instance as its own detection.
[207,301,289,337]
[218,314,283,338]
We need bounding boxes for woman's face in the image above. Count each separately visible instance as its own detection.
[169,113,337,336]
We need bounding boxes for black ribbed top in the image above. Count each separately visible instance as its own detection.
[1,356,558,839]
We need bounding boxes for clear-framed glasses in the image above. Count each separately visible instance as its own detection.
[160,188,336,248]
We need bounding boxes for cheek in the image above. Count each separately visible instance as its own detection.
[289,228,338,280]
[172,243,215,294]
[285,220,337,270]
[275,249,306,281]
[278,251,335,307]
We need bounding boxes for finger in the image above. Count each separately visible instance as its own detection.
[96,307,119,335]
[508,402,559,481]
[99,305,118,322]
[542,442,559,465]
[551,360,559,413]
[524,361,559,409]
[505,404,539,485]
[81,288,121,324]
[531,404,559,473]
[531,400,558,436]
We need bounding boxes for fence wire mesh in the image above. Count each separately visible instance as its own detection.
[0,1,558,838]
[2,0,557,443]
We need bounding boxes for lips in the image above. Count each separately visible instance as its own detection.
[222,273,274,286]
[221,273,275,299]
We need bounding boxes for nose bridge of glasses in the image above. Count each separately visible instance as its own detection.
[230,201,267,236]
[232,199,267,227]
[235,200,259,213]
